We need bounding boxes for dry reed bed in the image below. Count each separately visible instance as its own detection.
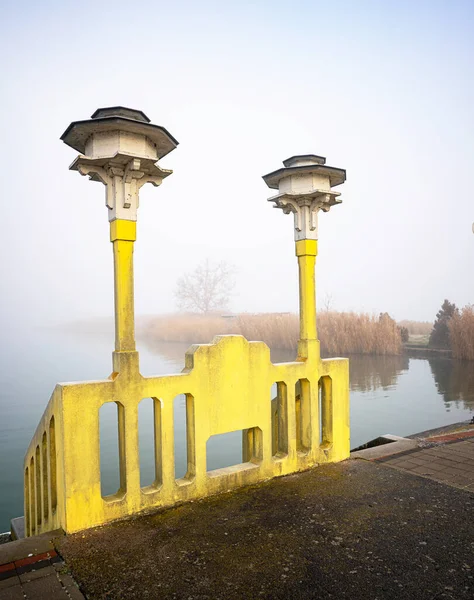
[144,312,402,356]
[319,312,401,355]
[449,306,474,360]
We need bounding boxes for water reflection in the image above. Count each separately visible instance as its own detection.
[347,354,409,392]
[428,357,474,411]
[270,349,410,394]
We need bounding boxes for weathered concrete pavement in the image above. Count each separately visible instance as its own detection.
[379,434,474,490]
[56,446,474,600]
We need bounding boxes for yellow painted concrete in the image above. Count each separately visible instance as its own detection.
[296,239,318,346]
[24,221,349,536]
[111,220,137,352]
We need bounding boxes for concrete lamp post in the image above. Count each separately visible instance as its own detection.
[262,155,346,358]
[61,107,178,369]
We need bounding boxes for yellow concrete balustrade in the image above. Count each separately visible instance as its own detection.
[24,339,349,536]
[23,224,349,536]
[24,113,349,536]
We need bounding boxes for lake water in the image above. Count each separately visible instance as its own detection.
[1,324,473,532]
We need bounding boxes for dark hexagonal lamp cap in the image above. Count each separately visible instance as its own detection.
[283,154,326,167]
[60,106,178,159]
[90,106,150,123]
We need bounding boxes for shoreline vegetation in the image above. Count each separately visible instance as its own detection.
[142,312,404,356]
[449,306,474,361]
[62,308,473,360]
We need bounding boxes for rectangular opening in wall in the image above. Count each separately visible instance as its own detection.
[49,417,57,513]
[206,428,262,473]
[139,397,162,489]
[100,401,122,497]
[271,381,288,458]
[319,376,333,448]
[296,379,311,453]
[174,394,195,481]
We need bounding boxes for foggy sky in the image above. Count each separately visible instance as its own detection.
[1,0,473,330]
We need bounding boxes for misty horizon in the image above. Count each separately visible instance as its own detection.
[2,0,473,333]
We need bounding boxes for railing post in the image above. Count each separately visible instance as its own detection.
[295,239,318,343]
[110,220,137,352]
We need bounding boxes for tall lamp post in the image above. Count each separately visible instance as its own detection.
[263,155,346,359]
[61,107,178,372]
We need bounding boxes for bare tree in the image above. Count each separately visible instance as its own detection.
[321,292,334,312]
[175,260,235,314]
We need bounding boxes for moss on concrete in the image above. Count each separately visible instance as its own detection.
[57,460,474,599]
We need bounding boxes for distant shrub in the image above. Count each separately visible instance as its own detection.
[429,299,458,349]
[399,326,409,343]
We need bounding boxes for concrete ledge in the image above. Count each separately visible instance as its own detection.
[10,517,25,541]
[351,435,418,461]
[407,421,474,440]
[0,529,64,566]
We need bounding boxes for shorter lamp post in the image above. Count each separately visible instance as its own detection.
[61,107,178,370]
[263,155,346,358]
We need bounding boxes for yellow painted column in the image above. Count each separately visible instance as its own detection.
[110,219,137,352]
[295,239,318,342]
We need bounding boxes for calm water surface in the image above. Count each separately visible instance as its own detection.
[1,325,473,531]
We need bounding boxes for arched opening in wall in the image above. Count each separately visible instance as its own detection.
[318,376,333,448]
[139,397,162,489]
[29,457,35,535]
[99,401,123,497]
[295,379,311,453]
[25,467,30,537]
[49,417,57,513]
[174,394,195,481]
[42,432,49,521]
[35,446,41,526]
[242,427,263,465]
[271,381,288,457]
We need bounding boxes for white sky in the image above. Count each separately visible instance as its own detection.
[1,0,473,328]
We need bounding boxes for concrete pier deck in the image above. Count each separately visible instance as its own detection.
[2,427,474,599]
[58,435,474,599]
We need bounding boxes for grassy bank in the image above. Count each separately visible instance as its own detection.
[143,312,403,356]
[397,320,432,347]
[398,320,433,336]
